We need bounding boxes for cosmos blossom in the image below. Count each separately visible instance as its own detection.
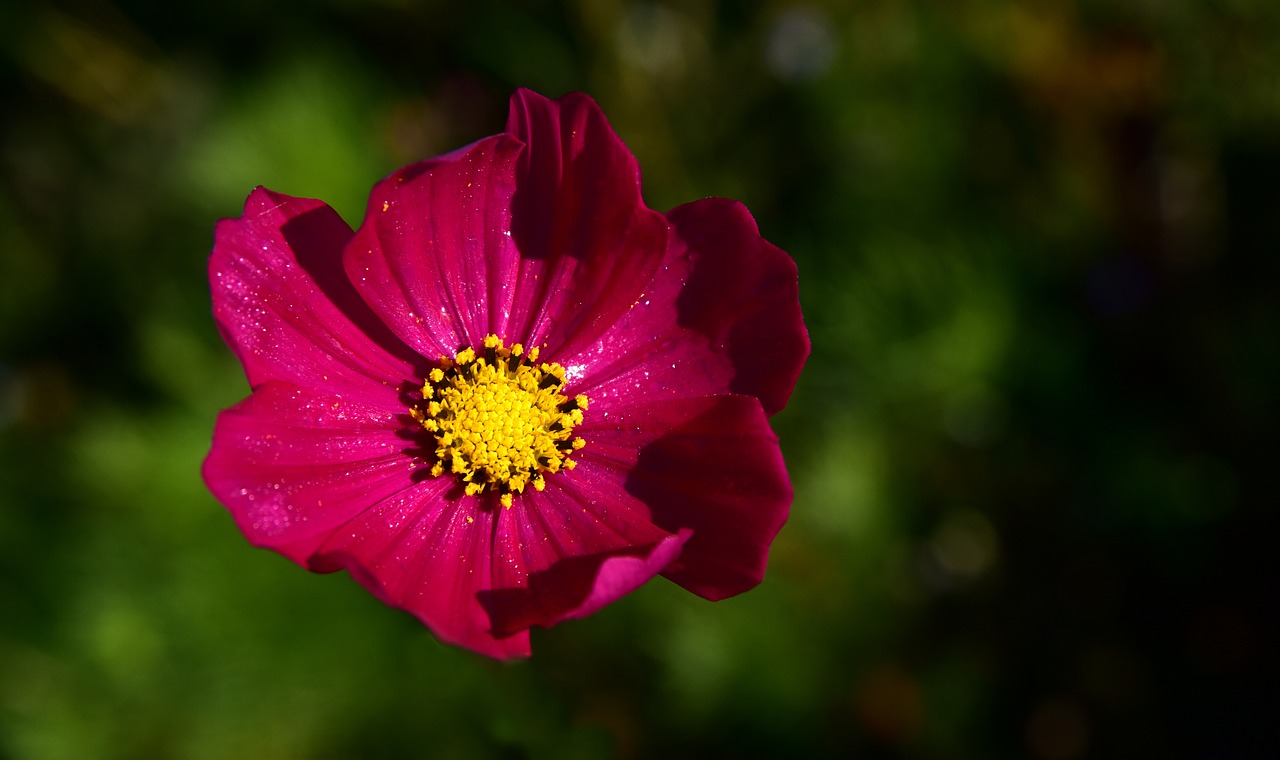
[202,88,808,659]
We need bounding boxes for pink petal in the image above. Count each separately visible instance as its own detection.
[477,463,689,637]
[202,380,421,565]
[502,89,669,357]
[313,489,533,660]
[565,197,808,417]
[579,394,793,600]
[205,380,530,658]
[344,135,527,358]
[341,90,670,362]
[549,529,689,623]
[210,188,421,408]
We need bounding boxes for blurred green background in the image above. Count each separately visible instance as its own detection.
[2,1,1277,758]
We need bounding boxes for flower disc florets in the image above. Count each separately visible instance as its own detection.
[410,334,587,508]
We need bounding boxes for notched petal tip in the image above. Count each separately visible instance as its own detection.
[621,395,793,600]
[505,88,607,140]
[667,197,810,416]
[501,87,669,358]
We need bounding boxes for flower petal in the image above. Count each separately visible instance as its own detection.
[210,187,421,407]
[313,490,532,660]
[202,380,423,565]
[503,89,669,357]
[548,529,689,623]
[205,380,529,658]
[344,135,526,358]
[580,394,792,600]
[477,463,689,637]
[566,197,809,417]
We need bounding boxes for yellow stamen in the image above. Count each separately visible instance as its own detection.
[411,335,587,508]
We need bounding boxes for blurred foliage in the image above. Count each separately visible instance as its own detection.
[2,0,1278,758]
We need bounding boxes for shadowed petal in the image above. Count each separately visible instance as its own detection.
[478,464,688,637]
[313,489,532,660]
[503,89,669,357]
[546,529,688,624]
[566,197,809,417]
[345,135,526,358]
[211,188,421,407]
[580,394,792,600]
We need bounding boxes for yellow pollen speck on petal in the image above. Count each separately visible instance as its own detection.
[411,334,588,501]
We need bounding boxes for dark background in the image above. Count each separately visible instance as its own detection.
[2,1,1277,758]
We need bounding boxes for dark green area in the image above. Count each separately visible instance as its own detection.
[2,1,1277,758]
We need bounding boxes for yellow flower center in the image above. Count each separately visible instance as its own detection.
[410,334,587,508]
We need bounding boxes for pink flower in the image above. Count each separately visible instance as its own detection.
[202,89,808,659]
